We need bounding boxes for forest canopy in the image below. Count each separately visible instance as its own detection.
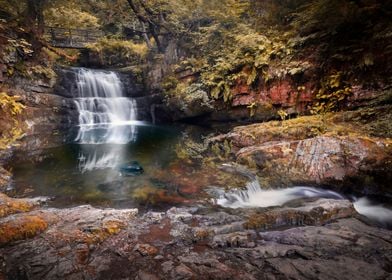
[0,0,391,108]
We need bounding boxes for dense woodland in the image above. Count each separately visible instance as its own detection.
[1,0,391,114]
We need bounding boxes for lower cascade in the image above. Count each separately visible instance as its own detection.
[216,179,392,226]
[353,197,392,225]
[216,180,344,208]
[74,68,141,144]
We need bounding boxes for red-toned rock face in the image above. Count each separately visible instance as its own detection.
[231,73,315,117]
[236,135,391,184]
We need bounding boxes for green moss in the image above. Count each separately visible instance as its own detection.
[86,38,148,67]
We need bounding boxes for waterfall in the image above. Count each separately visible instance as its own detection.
[74,68,142,144]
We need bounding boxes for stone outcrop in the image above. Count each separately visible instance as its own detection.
[208,105,392,194]
[237,135,390,185]
[0,197,391,279]
[231,78,313,115]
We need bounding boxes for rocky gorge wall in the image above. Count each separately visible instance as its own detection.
[141,37,389,124]
[0,73,70,162]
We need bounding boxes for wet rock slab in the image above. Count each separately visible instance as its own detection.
[0,196,391,279]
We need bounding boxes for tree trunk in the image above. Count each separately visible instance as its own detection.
[126,0,165,53]
[141,22,152,49]
[25,0,45,35]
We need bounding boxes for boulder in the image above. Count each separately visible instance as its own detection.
[119,161,144,176]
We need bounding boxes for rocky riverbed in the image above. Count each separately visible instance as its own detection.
[1,189,392,280]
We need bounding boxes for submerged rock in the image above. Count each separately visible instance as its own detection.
[119,161,144,176]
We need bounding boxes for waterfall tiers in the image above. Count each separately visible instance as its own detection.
[74,68,146,144]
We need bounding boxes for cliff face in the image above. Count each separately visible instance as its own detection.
[158,64,387,123]
[0,21,73,160]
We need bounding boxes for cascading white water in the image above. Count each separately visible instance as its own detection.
[216,179,392,226]
[74,68,141,144]
[353,197,392,225]
[216,180,344,208]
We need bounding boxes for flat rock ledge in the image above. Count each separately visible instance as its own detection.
[0,194,391,280]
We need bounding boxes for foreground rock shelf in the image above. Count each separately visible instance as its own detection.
[0,192,391,279]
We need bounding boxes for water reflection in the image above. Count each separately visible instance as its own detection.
[78,144,126,173]
[73,68,145,171]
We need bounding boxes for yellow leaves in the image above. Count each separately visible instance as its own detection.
[288,67,304,76]
[223,83,232,102]
[297,86,306,91]
[90,38,148,58]
[0,92,25,116]
[44,6,100,29]
[312,72,352,114]
[0,126,24,150]
[328,73,341,89]
[7,68,14,76]
[0,92,25,150]
[254,54,269,68]
[29,65,57,80]
[211,85,221,100]
[278,109,288,121]
[246,67,258,86]
[87,38,148,66]
[210,81,232,102]
[8,39,34,56]
[199,30,295,103]
[247,102,258,117]
[161,75,179,91]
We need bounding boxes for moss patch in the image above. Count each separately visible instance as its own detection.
[0,215,48,245]
[0,193,37,218]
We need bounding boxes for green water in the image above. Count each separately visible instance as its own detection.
[7,124,212,209]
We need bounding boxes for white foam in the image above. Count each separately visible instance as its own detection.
[74,68,139,144]
[354,197,392,224]
[216,180,344,208]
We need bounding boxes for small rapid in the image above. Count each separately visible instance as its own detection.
[353,197,392,225]
[216,178,392,226]
[216,180,343,208]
